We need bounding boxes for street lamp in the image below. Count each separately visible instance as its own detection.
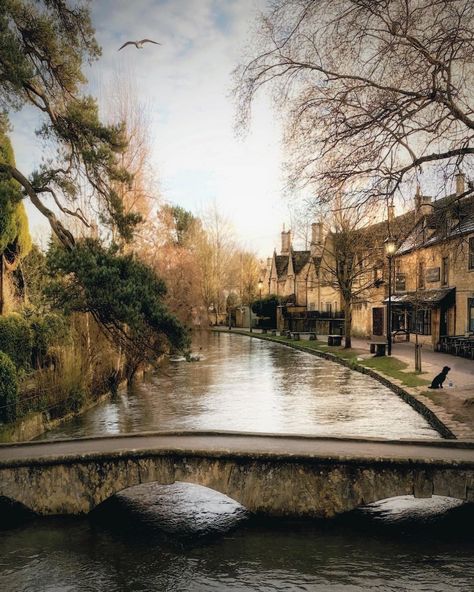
[384,236,397,356]
[257,279,263,330]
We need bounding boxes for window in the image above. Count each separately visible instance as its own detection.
[325,302,332,313]
[409,309,432,335]
[442,256,449,286]
[469,298,474,332]
[395,273,406,292]
[418,262,425,289]
[469,237,474,270]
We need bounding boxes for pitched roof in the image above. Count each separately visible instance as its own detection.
[292,250,311,274]
[397,194,474,255]
[275,255,289,278]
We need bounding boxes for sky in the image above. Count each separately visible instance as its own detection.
[10,0,293,256]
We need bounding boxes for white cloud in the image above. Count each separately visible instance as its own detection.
[11,0,292,255]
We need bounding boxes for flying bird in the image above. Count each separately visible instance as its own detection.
[118,39,161,51]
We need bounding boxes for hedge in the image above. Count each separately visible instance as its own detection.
[0,352,18,423]
[0,314,32,370]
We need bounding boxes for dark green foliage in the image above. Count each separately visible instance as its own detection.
[0,314,32,370]
[20,244,48,309]
[46,239,189,365]
[49,386,85,419]
[30,313,69,367]
[252,295,279,329]
[0,120,31,264]
[0,1,140,244]
[0,352,18,423]
[169,205,197,246]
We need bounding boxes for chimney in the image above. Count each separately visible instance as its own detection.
[266,257,272,271]
[281,228,291,255]
[311,222,321,245]
[420,195,432,217]
[310,221,324,255]
[415,186,432,218]
[455,172,465,195]
[415,184,422,211]
[388,204,395,223]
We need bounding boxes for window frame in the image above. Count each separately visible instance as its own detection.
[469,237,474,270]
[469,298,474,332]
[441,256,449,286]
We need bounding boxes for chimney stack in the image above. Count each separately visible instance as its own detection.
[455,172,465,195]
[266,257,272,271]
[388,204,395,223]
[311,222,323,245]
[415,186,432,218]
[281,228,291,255]
[420,195,432,217]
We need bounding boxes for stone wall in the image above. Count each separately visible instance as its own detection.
[1,451,472,518]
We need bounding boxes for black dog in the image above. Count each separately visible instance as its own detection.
[428,366,451,389]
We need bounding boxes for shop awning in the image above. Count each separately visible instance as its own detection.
[384,288,455,308]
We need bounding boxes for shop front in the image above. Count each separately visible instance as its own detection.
[384,288,456,348]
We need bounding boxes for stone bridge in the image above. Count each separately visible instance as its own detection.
[0,431,473,518]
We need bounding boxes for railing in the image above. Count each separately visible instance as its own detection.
[284,310,345,320]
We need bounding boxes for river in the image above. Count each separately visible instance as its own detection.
[1,332,473,591]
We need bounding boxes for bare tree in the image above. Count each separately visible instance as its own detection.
[106,67,158,242]
[196,204,237,324]
[316,198,387,348]
[235,0,474,207]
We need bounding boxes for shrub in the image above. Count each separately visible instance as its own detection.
[0,314,32,370]
[30,313,69,367]
[0,352,18,423]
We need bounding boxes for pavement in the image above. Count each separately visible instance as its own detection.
[351,338,474,439]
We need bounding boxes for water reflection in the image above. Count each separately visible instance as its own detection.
[12,333,472,591]
[41,332,437,440]
[1,489,473,592]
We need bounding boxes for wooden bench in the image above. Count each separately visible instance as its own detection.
[291,332,317,341]
[368,340,388,356]
[328,335,342,346]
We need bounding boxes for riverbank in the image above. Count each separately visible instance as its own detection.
[0,389,118,443]
[216,329,474,440]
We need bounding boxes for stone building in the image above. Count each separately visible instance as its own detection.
[263,175,474,347]
[391,175,474,347]
[263,224,343,332]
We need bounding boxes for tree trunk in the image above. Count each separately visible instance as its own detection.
[344,297,352,349]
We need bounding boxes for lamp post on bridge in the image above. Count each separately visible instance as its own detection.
[384,236,397,356]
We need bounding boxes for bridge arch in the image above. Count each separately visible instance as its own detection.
[1,453,471,518]
[1,433,473,517]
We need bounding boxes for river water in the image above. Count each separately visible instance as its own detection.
[1,332,473,591]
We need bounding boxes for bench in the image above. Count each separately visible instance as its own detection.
[291,332,317,341]
[368,340,388,356]
[328,335,342,346]
[393,329,409,342]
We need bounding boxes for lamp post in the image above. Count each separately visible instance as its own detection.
[384,237,397,356]
[257,278,263,330]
